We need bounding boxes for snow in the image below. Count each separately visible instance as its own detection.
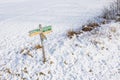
[0,0,111,30]
[0,0,120,80]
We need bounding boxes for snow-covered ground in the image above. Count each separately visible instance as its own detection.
[0,0,120,80]
[0,0,112,30]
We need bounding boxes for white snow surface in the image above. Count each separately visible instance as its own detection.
[0,0,120,80]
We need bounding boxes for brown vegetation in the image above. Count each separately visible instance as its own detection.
[34,44,42,49]
[67,22,100,38]
[67,30,83,38]
[82,23,99,32]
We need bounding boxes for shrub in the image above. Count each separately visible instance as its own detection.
[102,0,120,20]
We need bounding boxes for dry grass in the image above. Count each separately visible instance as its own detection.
[67,22,100,38]
[64,61,68,65]
[50,61,54,64]
[67,30,83,38]
[20,49,33,58]
[22,67,28,73]
[82,26,93,32]
[89,69,92,72]
[27,51,33,57]
[5,68,12,74]
[39,72,45,76]
[82,22,99,32]
[20,44,43,58]
[34,45,42,49]
[20,49,25,53]
[87,23,99,28]
[67,30,76,38]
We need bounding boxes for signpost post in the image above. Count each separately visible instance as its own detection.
[29,24,52,63]
[39,24,46,63]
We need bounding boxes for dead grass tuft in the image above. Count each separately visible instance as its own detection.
[50,61,54,64]
[34,45,42,49]
[39,72,45,76]
[64,61,68,65]
[87,23,99,27]
[89,69,92,72]
[82,23,100,32]
[20,49,33,58]
[82,26,93,32]
[5,68,12,74]
[48,71,51,74]
[22,67,28,73]
[67,30,76,38]
[27,50,33,58]
[67,22,100,38]
[67,30,83,38]
[20,49,25,53]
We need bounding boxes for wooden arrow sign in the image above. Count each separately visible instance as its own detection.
[29,25,52,37]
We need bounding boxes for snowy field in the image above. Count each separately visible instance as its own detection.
[0,0,120,80]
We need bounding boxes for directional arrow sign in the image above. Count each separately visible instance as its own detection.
[42,25,52,35]
[29,31,40,37]
[29,29,40,37]
[29,29,40,34]
[29,25,52,37]
[42,26,52,32]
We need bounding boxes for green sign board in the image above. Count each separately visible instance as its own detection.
[29,25,52,34]
[29,29,40,34]
[42,26,52,32]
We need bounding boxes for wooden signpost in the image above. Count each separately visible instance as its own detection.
[29,24,52,63]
